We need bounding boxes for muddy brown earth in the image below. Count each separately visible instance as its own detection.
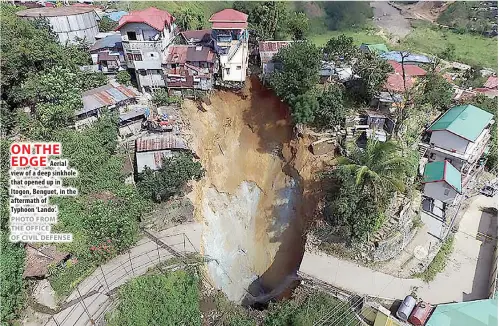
[183,78,325,303]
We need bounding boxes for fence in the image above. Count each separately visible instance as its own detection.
[43,230,200,326]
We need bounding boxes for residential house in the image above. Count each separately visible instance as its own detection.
[258,41,293,79]
[474,75,499,98]
[355,110,395,143]
[426,298,498,326]
[135,134,189,173]
[116,7,177,92]
[180,29,212,45]
[359,43,389,55]
[163,45,217,94]
[380,51,432,66]
[384,60,426,95]
[89,34,125,73]
[209,9,249,84]
[75,83,139,129]
[372,91,403,112]
[420,104,494,186]
[422,161,462,205]
[319,61,354,84]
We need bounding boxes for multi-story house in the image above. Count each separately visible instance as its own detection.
[420,104,494,186]
[116,7,177,92]
[209,9,249,85]
[163,45,217,94]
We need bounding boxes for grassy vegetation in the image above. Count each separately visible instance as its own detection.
[399,21,498,68]
[107,270,202,326]
[413,236,455,282]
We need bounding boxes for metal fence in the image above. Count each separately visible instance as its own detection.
[43,231,200,326]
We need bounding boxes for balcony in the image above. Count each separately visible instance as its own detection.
[123,40,163,52]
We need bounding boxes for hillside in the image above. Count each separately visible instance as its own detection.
[437,1,498,34]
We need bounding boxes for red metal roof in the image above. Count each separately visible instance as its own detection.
[116,7,175,31]
[259,41,292,53]
[212,22,248,29]
[388,60,427,77]
[165,45,189,64]
[474,87,498,97]
[484,76,498,89]
[180,29,212,42]
[209,9,248,22]
[384,73,414,93]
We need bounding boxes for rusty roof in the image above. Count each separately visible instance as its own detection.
[258,41,293,64]
[136,134,188,152]
[78,84,139,115]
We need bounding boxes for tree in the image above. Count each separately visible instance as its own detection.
[290,92,319,124]
[336,140,413,197]
[315,84,346,129]
[152,89,182,106]
[321,2,373,30]
[98,16,118,32]
[323,34,358,64]
[137,153,204,202]
[418,72,454,111]
[350,52,392,104]
[322,168,385,242]
[174,7,205,31]
[287,12,309,40]
[233,1,289,40]
[116,70,131,85]
[269,41,321,102]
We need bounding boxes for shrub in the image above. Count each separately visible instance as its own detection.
[413,236,454,282]
[152,89,182,106]
[116,70,131,86]
[107,271,201,326]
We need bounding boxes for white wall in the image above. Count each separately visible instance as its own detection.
[430,130,470,154]
[427,150,464,171]
[424,182,458,204]
[119,23,160,42]
[220,42,248,82]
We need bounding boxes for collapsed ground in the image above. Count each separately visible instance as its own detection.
[181,77,328,303]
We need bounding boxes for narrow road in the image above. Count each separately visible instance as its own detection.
[44,194,496,325]
[45,223,202,326]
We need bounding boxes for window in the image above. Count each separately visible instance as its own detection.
[225,68,230,75]
[139,70,146,76]
[134,54,143,61]
[127,54,134,61]
[236,65,242,70]
[127,31,137,41]
[444,188,450,196]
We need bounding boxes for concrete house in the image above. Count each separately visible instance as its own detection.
[116,7,177,92]
[209,9,249,85]
[89,34,125,74]
[423,161,462,204]
[420,104,494,185]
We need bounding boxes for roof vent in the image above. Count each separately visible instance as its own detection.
[196,46,202,51]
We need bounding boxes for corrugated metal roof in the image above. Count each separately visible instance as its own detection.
[90,34,122,52]
[116,7,174,31]
[423,161,462,193]
[17,6,95,17]
[429,104,493,142]
[484,76,498,89]
[426,298,498,326]
[259,41,293,64]
[135,134,188,152]
[209,9,248,23]
[77,84,138,115]
[381,51,432,64]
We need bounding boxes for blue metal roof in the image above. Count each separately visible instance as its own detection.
[90,34,122,52]
[380,51,432,64]
[106,11,128,22]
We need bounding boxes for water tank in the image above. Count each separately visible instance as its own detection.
[396,295,417,322]
[16,7,99,45]
[408,301,433,326]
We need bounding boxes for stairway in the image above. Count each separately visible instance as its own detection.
[227,40,243,62]
[418,145,427,158]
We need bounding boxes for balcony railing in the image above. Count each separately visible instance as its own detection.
[123,40,163,51]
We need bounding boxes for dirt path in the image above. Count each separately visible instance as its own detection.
[183,78,319,303]
[370,1,412,39]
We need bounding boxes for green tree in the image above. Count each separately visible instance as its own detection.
[138,152,204,202]
[336,140,413,195]
[98,16,118,32]
[107,272,201,326]
[287,12,309,40]
[315,84,346,129]
[152,89,182,106]
[350,52,392,104]
[418,72,454,111]
[269,41,321,102]
[323,168,385,242]
[323,34,358,64]
[174,7,205,30]
[233,1,289,40]
[321,2,373,30]
[116,70,131,85]
[290,91,319,124]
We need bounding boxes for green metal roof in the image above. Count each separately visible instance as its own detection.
[363,43,389,54]
[423,161,462,193]
[429,105,493,142]
[426,298,498,326]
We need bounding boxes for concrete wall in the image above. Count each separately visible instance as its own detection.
[424,181,458,203]
[430,130,470,154]
[428,150,464,171]
[220,41,248,82]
